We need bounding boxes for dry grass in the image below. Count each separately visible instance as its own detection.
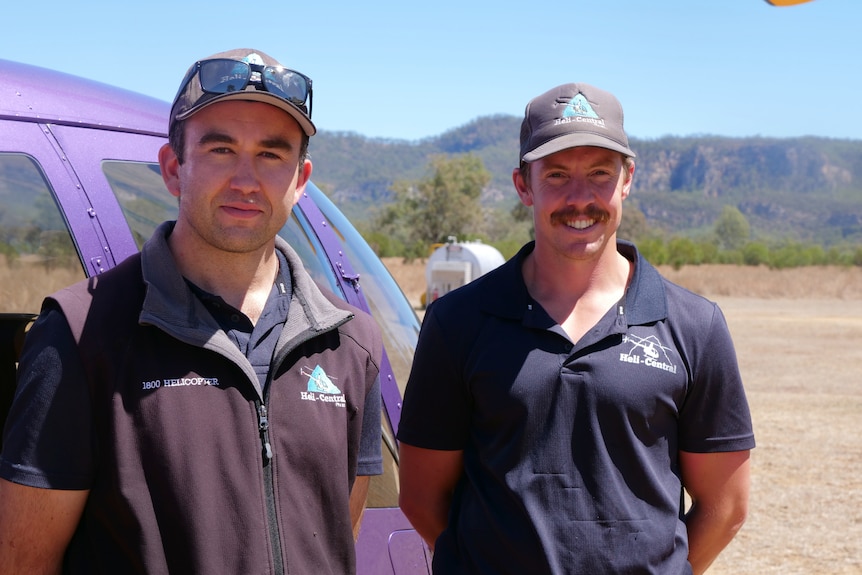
[0,256,85,314]
[658,264,862,301]
[708,297,862,574]
[383,258,862,574]
[383,258,862,306]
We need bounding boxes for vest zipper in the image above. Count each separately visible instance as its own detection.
[258,404,273,460]
[258,401,285,575]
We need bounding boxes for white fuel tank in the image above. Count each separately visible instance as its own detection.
[425,237,505,306]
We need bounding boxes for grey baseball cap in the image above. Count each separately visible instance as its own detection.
[519,83,635,162]
[169,48,316,136]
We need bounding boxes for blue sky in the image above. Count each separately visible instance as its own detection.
[3,0,859,142]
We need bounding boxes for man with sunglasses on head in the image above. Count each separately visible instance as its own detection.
[397,83,755,574]
[0,49,383,575]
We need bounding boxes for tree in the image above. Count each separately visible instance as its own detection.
[637,237,668,266]
[373,154,491,258]
[742,242,770,266]
[509,201,535,241]
[618,203,649,242]
[667,237,702,269]
[713,206,751,251]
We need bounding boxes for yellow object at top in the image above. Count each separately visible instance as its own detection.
[764,0,815,6]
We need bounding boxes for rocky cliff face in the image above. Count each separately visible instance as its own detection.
[619,137,862,242]
[634,138,857,197]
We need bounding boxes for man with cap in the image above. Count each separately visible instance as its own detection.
[397,83,754,574]
[0,49,383,574]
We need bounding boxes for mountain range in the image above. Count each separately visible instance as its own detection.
[308,115,862,246]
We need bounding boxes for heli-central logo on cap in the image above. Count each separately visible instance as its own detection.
[555,93,606,129]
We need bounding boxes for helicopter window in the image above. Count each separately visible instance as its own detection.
[102,161,178,250]
[305,184,420,394]
[279,211,342,295]
[0,154,84,315]
[303,185,422,509]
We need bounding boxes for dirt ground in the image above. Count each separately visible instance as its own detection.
[383,258,862,574]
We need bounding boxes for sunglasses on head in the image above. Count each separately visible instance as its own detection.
[189,58,313,118]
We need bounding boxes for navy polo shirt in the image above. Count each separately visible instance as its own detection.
[397,241,755,575]
[187,250,292,391]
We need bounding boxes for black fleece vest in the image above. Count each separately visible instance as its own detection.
[51,253,382,575]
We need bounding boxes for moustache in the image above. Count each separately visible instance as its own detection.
[550,206,610,226]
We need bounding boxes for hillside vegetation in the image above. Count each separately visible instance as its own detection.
[308,116,862,249]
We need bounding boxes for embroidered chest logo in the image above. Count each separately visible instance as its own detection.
[619,334,678,374]
[140,376,220,391]
[299,365,346,407]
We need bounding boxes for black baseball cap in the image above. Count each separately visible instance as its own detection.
[520,83,635,162]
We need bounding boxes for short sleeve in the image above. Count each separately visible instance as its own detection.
[678,303,755,453]
[356,374,383,476]
[396,305,472,450]
[0,307,94,489]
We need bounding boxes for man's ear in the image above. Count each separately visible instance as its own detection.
[512,167,534,207]
[158,143,181,199]
[292,158,313,205]
[621,161,635,201]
